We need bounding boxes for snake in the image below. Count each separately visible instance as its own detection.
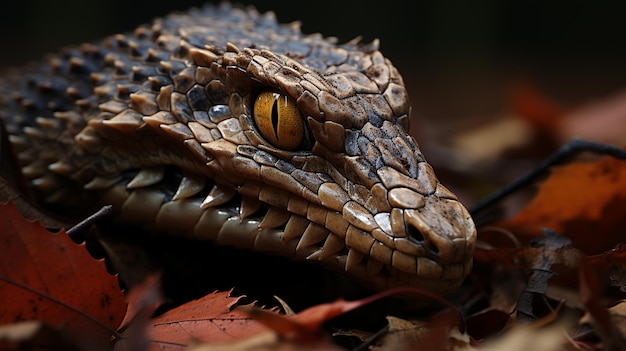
[0,3,476,295]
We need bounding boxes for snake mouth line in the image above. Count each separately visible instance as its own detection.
[88,164,468,293]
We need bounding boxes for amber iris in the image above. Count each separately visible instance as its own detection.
[253,91,304,150]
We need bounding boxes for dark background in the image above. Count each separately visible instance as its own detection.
[2,1,626,134]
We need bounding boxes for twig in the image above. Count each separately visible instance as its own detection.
[66,205,113,240]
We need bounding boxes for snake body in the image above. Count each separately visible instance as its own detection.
[0,3,476,294]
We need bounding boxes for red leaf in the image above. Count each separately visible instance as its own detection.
[241,287,463,344]
[292,287,460,330]
[134,290,269,350]
[0,201,126,344]
[114,274,163,351]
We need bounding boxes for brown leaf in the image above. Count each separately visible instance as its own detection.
[516,230,573,322]
[605,302,626,348]
[373,313,464,351]
[494,156,626,255]
[0,201,126,345]
[474,323,567,351]
[578,256,626,349]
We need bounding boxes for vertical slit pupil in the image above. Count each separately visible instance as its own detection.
[271,97,279,140]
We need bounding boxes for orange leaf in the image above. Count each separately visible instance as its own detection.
[0,201,126,345]
[494,156,626,254]
[137,290,269,350]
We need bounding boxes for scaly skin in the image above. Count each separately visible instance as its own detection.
[0,4,475,294]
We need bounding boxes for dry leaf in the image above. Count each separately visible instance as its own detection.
[140,290,269,350]
[372,314,462,351]
[578,257,626,350]
[516,230,574,322]
[114,274,163,351]
[474,323,567,351]
[494,156,626,255]
[606,302,626,348]
[0,201,126,345]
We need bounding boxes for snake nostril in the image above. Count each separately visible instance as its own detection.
[407,224,439,256]
[407,224,424,242]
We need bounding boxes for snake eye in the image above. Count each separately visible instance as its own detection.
[253,91,305,150]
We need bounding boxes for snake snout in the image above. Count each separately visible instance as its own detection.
[404,198,476,265]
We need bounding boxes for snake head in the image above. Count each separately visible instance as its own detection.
[7,5,476,295]
[171,38,477,293]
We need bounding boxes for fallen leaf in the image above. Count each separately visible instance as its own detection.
[605,302,626,348]
[578,256,625,350]
[239,287,463,349]
[474,323,568,351]
[114,274,163,351]
[0,201,126,345]
[494,156,626,255]
[372,313,463,351]
[289,287,459,331]
[516,230,573,322]
[139,290,270,351]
